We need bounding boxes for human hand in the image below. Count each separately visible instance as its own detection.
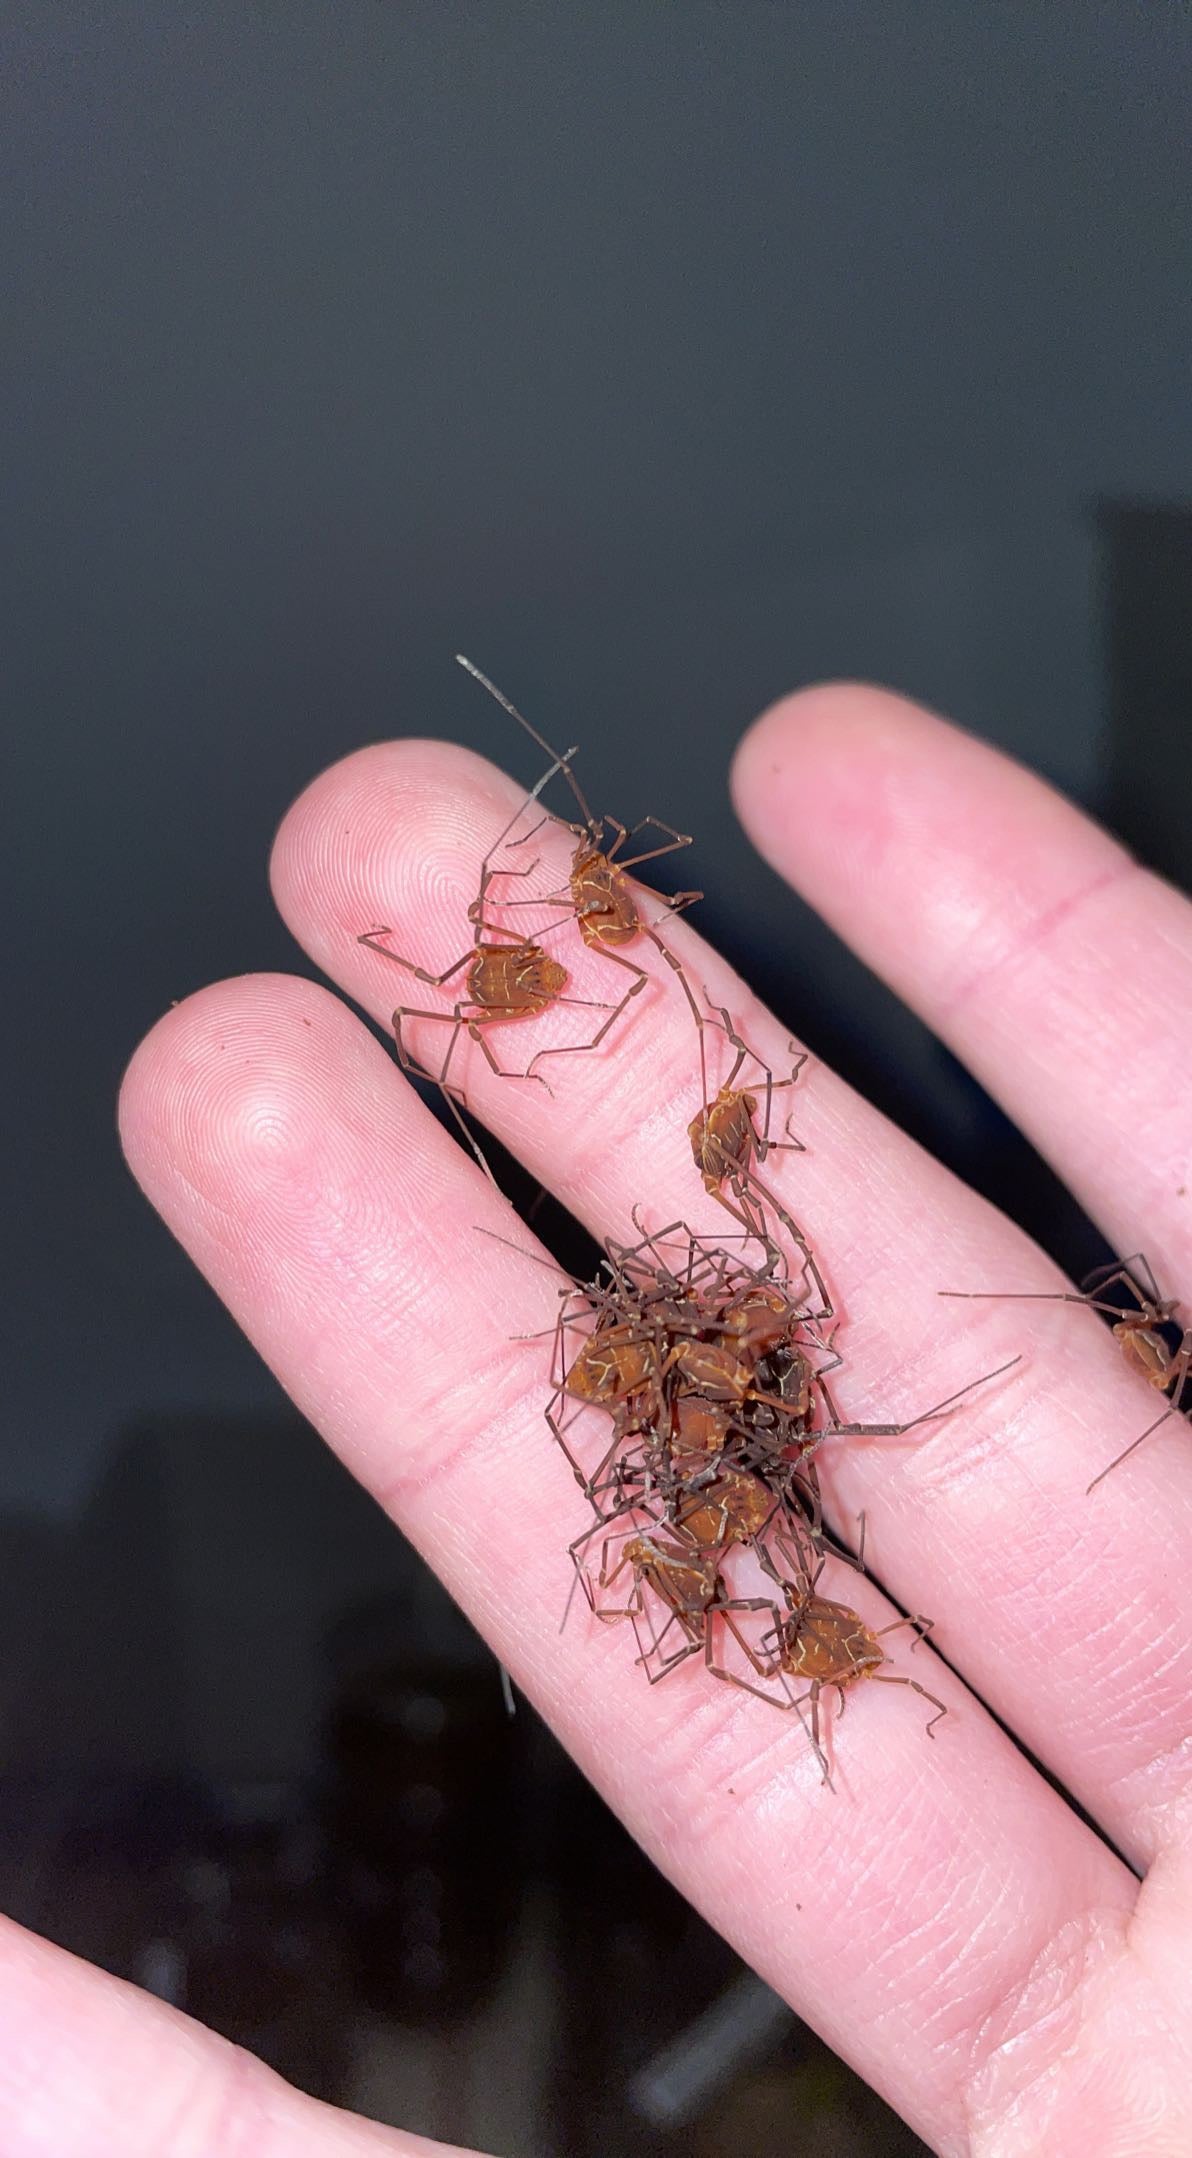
[11,682,1192,2156]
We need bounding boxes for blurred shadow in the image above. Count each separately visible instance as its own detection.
[0,1410,926,2151]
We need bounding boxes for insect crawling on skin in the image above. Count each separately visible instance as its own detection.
[454,655,710,1077]
[942,1252,1192,1492]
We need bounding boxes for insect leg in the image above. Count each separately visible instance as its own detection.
[360,932,478,988]
[1086,1397,1183,1493]
[873,1673,949,1737]
[525,950,649,1073]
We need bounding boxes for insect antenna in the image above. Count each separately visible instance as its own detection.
[457,653,598,833]
[481,735,583,866]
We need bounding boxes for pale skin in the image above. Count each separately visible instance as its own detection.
[9,682,1192,2156]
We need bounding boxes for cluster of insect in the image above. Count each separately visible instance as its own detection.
[358,658,1191,1783]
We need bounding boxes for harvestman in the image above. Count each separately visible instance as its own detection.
[455,655,712,1077]
[943,1252,1191,1492]
[708,1556,945,1785]
[687,1003,832,1311]
[358,741,636,1166]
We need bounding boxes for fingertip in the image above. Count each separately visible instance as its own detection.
[117,972,351,1206]
[269,738,446,936]
[731,680,951,860]
[269,736,528,973]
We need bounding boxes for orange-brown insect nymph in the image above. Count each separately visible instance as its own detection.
[942,1252,1192,1492]
[454,655,712,1076]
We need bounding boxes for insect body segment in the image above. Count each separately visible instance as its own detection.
[466,943,568,1017]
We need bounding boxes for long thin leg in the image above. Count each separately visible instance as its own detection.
[466,856,552,935]
[708,1018,748,1098]
[616,1208,756,1263]
[1171,1342,1192,1413]
[643,922,711,1043]
[548,1404,602,1493]
[1081,1253,1165,1309]
[939,1281,1163,1323]
[360,933,475,988]
[703,1649,789,1709]
[1086,1397,1184,1494]
[584,1424,648,1510]
[715,1601,789,1680]
[735,1166,833,1317]
[593,816,702,899]
[616,830,696,873]
[560,1547,595,1636]
[705,1001,808,1144]
[637,1635,704,1685]
[468,1022,554,1090]
[474,1228,578,1293]
[801,1356,1023,1452]
[474,739,582,901]
[436,1083,499,1185]
[491,810,553,850]
[455,653,601,832]
[702,1177,783,1284]
[701,1162,828,1313]
[482,889,573,913]
[526,952,649,1072]
[392,1006,466,1092]
[688,1003,821,1295]
[872,1673,948,1737]
[874,1611,934,1650]
[805,1684,825,1770]
[706,1649,827,1778]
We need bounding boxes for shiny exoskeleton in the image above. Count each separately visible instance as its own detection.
[942,1253,1191,1491]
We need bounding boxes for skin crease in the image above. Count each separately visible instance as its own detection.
[6,682,1192,2156]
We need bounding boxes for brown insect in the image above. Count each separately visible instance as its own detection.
[555,1324,812,1505]
[674,1467,775,1549]
[568,1519,726,1681]
[358,740,632,1118]
[551,1216,1020,1511]
[601,1216,747,1327]
[664,1336,810,1423]
[497,1209,1005,1755]
[709,1573,944,1783]
[686,1005,832,1309]
[551,1301,703,1502]
[563,1316,663,1409]
[715,1281,803,1359]
[669,1387,737,1453]
[455,655,711,1074]
[942,1252,1191,1492]
[492,1229,718,1501]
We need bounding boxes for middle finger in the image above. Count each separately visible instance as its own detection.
[272,733,1192,1864]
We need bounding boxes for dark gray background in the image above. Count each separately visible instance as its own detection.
[3,4,1190,1763]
